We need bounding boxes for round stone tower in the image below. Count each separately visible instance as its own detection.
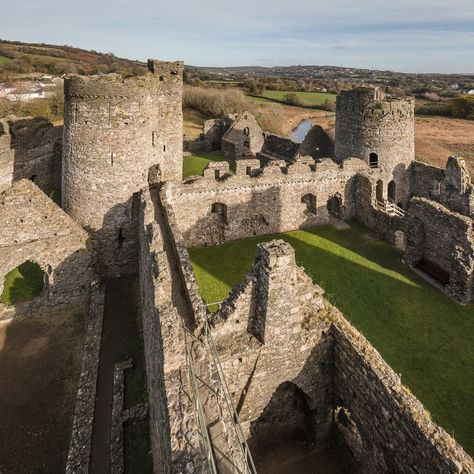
[334,87,414,205]
[62,59,183,276]
[334,87,414,171]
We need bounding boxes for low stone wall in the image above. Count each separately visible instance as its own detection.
[404,197,474,303]
[166,157,368,247]
[331,312,474,473]
[138,187,203,472]
[66,280,105,474]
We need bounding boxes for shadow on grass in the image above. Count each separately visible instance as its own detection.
[189,224,474,455]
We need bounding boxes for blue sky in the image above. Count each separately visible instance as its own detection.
[2,0,474,73]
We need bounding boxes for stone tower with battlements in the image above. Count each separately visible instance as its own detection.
[62,59,183,276]
[334,87,414,174]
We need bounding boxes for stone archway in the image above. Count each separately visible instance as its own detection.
[327,194,342,218]
[0,260,46,305]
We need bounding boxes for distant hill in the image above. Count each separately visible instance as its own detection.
[0,39,147,79]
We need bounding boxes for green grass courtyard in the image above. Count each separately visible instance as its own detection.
[183,151,235,179]
[189,222,474,455]
[0,261,45,305]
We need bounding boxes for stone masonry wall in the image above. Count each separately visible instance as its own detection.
[210,239,474,472]
[0,116,62,195]
[332,312,474,473]
[138,187,203,473]
[404,197,474,303]
[222,111,264,160]
[0,179,92,319]
[410,157,474,219]
[62,59,183,277]
[166,157,368,247]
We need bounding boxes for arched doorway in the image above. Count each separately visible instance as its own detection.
[387,180,396,202]
[1,261,46,305]
[211,202,228,224]
[376,180,384,202]
[301,194,317,215]
[327,195,342,218]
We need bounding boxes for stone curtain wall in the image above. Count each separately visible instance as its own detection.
[62,60,183,277]
[0,180,92,319]
[138,187,203,472]
[404,197,474,303]
[166,157,368,247]
[331,313,474,473]
[0,117,62,195]
[410,157,474,219]
[211,239,474,472]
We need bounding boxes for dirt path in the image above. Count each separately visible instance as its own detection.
[89,276,151,474]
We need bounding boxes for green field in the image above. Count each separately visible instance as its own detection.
[0,261,45,305]
[258,90,337,107]
[183,151,235,179]
[189,223,474,454]
[0,56,10,64]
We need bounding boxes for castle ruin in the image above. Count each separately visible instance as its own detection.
[0,59,473,473]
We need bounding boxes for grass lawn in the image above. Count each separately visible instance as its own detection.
[183,151,235,179]
[258,90,337,107]
[0,261,44,305]
[0,56,11,64]
[189,223,474,454]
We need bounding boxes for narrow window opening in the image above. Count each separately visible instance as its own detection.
[387,180,396,202]
[163,144,166,152]
[118,228,125,250]
[29,175,36,182]
[246,166,252,176]
[111,152,116,166]
[214,170,220,179]
[369,152,379,168]
[152,131,157,146]
[159,76,164,81]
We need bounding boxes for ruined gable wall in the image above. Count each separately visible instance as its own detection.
[332,313,474,473]
[0,180,92,319]
[165,158,367,247]
[0,117,62,195]
[404,197,474,303]
[62,60,183,277]
[222,112,264,159]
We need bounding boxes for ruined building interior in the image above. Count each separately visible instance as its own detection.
[0,59,473,473]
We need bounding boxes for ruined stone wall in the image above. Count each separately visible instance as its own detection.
[209,239,473,472]
[258,133,300,164]
[165,157,368,247]
[355,173,405,244]
[332,313,474,473]
[404,197,474,303]
[222,111,264,160]
[211,240,335,440]
[0,117,62,195]
[62,59,183,277]
[0,180,92,319]
[138,187,203,472]
[334,87,414,204]
[410,157,474,219]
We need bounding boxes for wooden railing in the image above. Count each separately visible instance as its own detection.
[375,199,405,217]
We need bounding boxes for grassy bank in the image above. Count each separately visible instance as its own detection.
[189,223,474,454]
[258,90,337,107]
